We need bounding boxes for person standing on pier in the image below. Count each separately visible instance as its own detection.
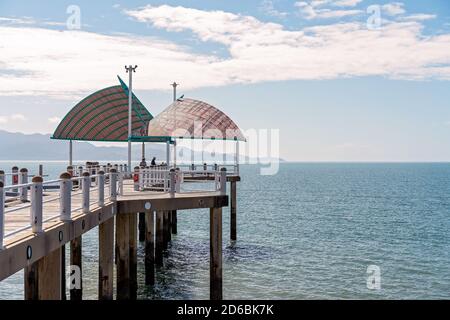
[151,157,156,166]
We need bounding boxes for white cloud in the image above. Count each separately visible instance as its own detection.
[333,0,363,7]
[1,5,450,98]
[48,116,61,123]
[399,14,436,21]
[0,16,36,24]
[10,113,26,121]
[294,0,363,19]
[259,0,288,18]
[382,2,405,16]
[0,113,27,122]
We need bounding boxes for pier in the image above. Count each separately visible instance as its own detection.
[0,163,240,300]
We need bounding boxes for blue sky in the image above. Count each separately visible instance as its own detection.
[0,0,450,161]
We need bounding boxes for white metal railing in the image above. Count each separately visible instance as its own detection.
[134,166,227,196]
[0,170,122,249]
[176,163,239,176]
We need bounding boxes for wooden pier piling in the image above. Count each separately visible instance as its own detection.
[99,217,114,300]
[129,213,137,300]
[171,210,177,234]
[155,211,164,266]
[138,212,145,242]
[145,210,155,285]
[70,236,82,300]
[25,248,62,300]
[24,263,39,300]
[230,181,237,241]
[210,207,223,300]
[116,212,130,299]
[165,210,171,244]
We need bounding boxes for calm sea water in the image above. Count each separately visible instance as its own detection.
[0,161,449,299]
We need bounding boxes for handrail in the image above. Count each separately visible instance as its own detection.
[0,162,228,249]
[0,170,123,247]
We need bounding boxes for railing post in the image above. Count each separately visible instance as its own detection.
[98,170,105,207]
[139,167,144,191]
[134,166,140,191]
[67,165,74,177]
[175,168,181,193]
[12,166,18,193]
[0,180,4,250]
[0,170,4,186]
[59,172,72,221]
[92,165,97,185]
[82,172,90,213]
[19,168,28,202]
[31,176,43,233]
[119,171,124,196]
[220,168,227,195]
[169,168,176,197]
[109,169,117,201]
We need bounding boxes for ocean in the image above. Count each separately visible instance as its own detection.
[0,161,449,299]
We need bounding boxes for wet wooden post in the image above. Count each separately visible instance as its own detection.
[24,263,39,300]
[99,217,114,300]
[37,248,62,300]
[138,212,145,242]
[171,210,177,234]
[145,209,155,285]
[70,236,82,300]
[210,207,223,300]
[230,181,237,241]
[116,212,130,299]
[129,213,137,300]
[155,210,164,266]
[163,210,170,248]
[61,245,66,300]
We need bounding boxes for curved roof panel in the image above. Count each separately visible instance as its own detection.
[52,76,152,142]
[146,98,245,141]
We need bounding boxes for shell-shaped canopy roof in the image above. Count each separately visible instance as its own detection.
[52,76,152,142]
[145,98,245,141]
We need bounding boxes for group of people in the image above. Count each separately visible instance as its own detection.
[139,157,159,168]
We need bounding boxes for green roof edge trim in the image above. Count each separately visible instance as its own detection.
[117,75,153,121]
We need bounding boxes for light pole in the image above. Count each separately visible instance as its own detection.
[171,82,179,168]
[125,65,137,174]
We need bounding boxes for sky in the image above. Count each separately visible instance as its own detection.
[0,0,450,161]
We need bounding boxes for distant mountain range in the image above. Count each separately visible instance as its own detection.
[0,130,284,163]
[0,130,166,161]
